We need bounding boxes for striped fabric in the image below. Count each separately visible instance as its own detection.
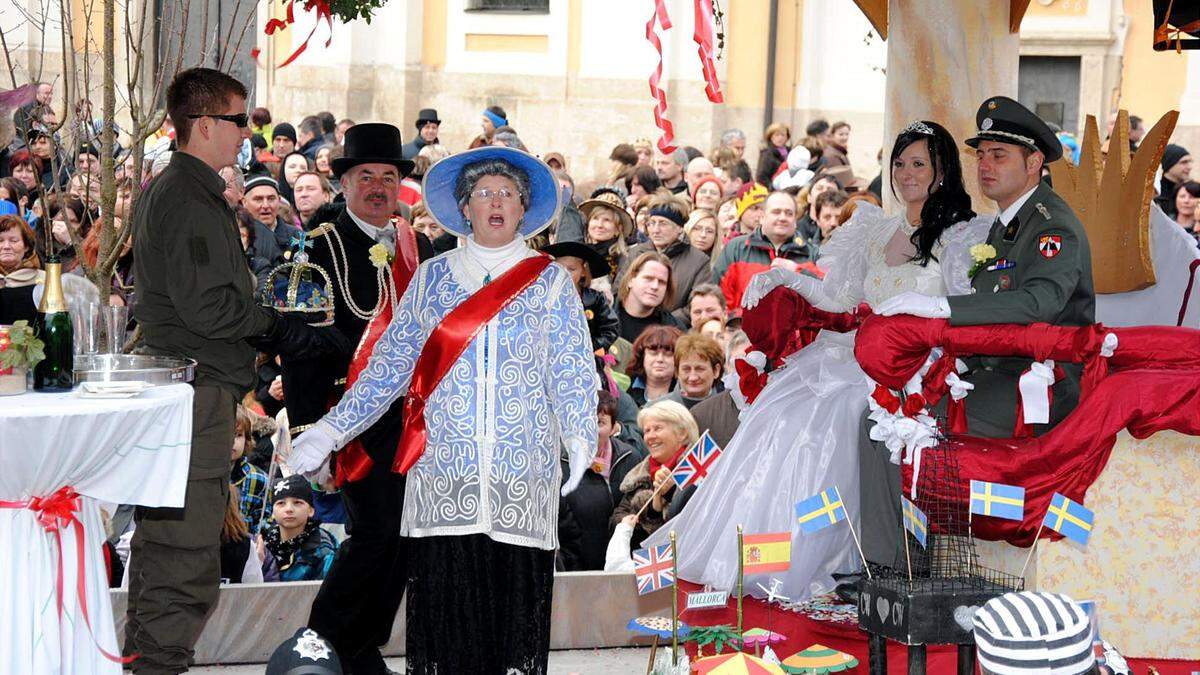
[972,591,1095,675]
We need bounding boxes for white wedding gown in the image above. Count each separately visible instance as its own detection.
[643,203,991,601]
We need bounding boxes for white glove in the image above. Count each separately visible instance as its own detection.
[561,437,591,496]
[875,292,951,319]
[742,267,802,309]
[289,422,338,475]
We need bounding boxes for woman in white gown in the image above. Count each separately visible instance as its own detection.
[643,121,993,601]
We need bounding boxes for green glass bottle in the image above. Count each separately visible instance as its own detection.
[32,257,74,391]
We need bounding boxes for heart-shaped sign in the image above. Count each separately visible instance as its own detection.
[953,605,980,631]
[877,596,890,623]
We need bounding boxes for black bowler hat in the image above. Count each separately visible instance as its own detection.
[415,108,441,129]
[965,96,1063,163]
[330,122,415,179]
[540,241,611,278]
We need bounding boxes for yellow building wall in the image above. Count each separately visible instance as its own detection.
[422,0,447,69]
[1115,0,1188,122]
[722,0,805,112]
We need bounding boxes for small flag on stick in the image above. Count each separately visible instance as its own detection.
[795,487,847,534]
[969,480,1026,521]
[902,497,929,549]
[1042,492,1095,546]
[741,532,791,575]
[633,543,676,595]
[671,431,723,489]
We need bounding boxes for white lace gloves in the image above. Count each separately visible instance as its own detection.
[289,421,338,484]
[742,267,826,310]
[562,436,592,496]
[875,291,951,319]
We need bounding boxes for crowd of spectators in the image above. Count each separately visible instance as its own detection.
[4,79,1189,583]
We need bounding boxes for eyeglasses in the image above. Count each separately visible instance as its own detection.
[186,113,249,128]
[470,188,520,203]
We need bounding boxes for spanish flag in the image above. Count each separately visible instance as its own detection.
[741,532,792,575]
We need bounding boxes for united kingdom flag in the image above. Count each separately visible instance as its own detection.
[633,544,675,595]
[670,431,723,490]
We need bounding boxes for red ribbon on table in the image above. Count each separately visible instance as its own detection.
[645,0,677,154]
[392,255,552,475]
[251,0,334,68]
[693,0,724,103]
[333,223,420,487]
[0,486,136,664]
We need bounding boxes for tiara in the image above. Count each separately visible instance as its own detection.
[902,121,935,136]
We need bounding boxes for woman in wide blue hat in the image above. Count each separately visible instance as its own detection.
[291,146,598,673]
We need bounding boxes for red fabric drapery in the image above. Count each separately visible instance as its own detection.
[741,287,1200,546]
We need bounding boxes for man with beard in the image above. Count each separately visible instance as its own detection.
[284,123,435,675]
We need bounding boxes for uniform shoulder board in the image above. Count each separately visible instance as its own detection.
[307,222,336,239]
[1035,203,1051,220]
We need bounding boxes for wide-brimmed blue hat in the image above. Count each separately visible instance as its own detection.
[423,146,561,239]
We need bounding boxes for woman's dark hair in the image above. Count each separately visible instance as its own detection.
[47,193,97,240]
[888,120,975,267]
[235,207,258,251]
[627,324,683,380]
[1174,180,1200,201]
[625,165,661,195]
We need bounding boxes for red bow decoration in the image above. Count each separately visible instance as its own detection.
[870,384,900,414]
[645,0,677,153]
[734,357,768,405]
[0,487,135,664]
[251,0,334,69]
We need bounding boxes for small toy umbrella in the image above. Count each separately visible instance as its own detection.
[780,644,859,674]
[691,651,786,674]
[629,616,691,675]
[740,628,787,656]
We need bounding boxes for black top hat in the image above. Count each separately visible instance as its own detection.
[415,108,441,129]
[965,96,1063,163]
[330,122,415,179]
[540,241,611,279]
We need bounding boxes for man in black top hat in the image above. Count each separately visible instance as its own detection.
[859,95,1096,570]
[401,108,440,160]
[286,122,435,675]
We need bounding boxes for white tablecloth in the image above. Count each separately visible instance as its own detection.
[0,383,193,675]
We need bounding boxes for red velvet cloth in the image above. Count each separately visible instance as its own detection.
[740,286,865,366]
[852,314,1200,545]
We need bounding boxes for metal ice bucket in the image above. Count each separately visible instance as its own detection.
[73,354,196,385]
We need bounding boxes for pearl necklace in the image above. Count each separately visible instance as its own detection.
[321,224,396,322]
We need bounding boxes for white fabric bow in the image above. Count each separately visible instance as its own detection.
[1019,359,1057,425]
[944,372,974,401]
[1100,332,1118,358]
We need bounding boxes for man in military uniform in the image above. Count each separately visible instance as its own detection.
[857,96,1095,570]
[281,123,434,675]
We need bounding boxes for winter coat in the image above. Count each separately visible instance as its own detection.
[712,228,812,310]
[582,286,619,353]
[557,437,647,570]
[610,455,675,551]
[556,201,586,244]
[755,145,789,187]
[261,522,338,582]
[617,239,713,312]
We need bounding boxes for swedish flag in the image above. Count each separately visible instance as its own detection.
[969,480,1026,521]
[902,497,928,549]
[1042,492,1095,546]
[795,487,847,534]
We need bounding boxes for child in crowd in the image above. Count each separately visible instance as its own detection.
[541,241,619,354]
[259,474,338,582]
[231,405,269,534]
[559,391,647,571]
[219,484,277,583]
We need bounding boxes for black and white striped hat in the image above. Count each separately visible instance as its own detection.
[973,591,1095,675]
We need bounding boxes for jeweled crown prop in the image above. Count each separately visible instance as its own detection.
[262,231,336,326]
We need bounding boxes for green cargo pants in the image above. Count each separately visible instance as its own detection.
[123,385,236,674]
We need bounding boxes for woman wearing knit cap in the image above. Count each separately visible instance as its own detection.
[289,146,597,674]
[616,189,713,311]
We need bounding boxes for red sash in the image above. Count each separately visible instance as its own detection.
[333,223,420,486]
[392,254,552,475]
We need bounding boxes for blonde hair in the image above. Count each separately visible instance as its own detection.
[684,208,723,262]
[637,400,699,449]
[646,188,693,222]
[763,122,792,147]
[234,405,255,444]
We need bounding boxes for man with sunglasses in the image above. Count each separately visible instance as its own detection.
[127,68,348,674]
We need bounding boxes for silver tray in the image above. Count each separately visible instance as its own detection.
[73,354,196,385]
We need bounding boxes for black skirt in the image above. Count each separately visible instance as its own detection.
[405,534,555,675]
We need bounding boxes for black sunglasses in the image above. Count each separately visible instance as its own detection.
[186,112,249,128]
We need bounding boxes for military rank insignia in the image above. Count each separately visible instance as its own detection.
[1038,234,1062,259]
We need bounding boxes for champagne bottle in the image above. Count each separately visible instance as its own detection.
[33,257,74,391]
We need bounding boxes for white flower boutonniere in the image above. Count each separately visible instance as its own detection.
[968,243,997,278]
[368,243,393,270]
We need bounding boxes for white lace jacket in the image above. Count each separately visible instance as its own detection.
[817,202,993,310]
[322,248,599,550]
